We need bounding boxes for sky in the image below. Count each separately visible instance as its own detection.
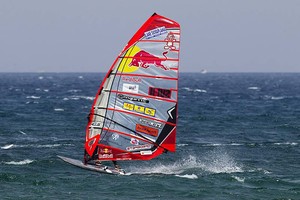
[0,0,300,72]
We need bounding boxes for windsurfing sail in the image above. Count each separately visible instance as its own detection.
[84,13,180,162]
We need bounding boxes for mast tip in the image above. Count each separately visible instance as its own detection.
[152,13,157,16]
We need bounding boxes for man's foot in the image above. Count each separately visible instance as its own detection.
[95,160,102,166]
[114,164,121,170]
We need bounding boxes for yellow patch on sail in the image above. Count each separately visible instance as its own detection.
[118,46,140,73]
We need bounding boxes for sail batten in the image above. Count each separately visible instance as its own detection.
[85,13,180,161]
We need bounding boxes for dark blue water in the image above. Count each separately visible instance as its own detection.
[0,73,299,199]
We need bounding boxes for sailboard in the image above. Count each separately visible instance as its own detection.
[59,13,180,175]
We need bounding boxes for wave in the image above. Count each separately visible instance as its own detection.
[248,86,260,90]
[128,151,243,176]
[200,142,298,147]
[175,174,198,179]
[1,144,14,150]
[232,175,245,183]
[54,108,64,112]
[201,150,243,174]
[4,159,34,165]
[202,143,243,147]
[183,87,207,93]
[19,130,27,135]
[64,96,94,101]
[274,142,298,146]
[67,89,82,93]
[12,143,73,149]
[26,101,39,104]
[177,143,189,147]
[26,96,40,99]
[264,95,285,100]
[35,88,48,92]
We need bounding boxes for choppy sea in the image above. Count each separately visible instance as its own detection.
[0,73,299,199]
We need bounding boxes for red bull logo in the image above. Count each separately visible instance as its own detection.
[129,50,168,70]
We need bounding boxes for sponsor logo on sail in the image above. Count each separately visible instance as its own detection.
[139,118,162,129]
[122,83,139,93]
[136,124,159,137]
[130,138,139,145]
[123,103,156,117]
[99,148,113,159]
[126,144,152,151]
[129,50,169,70]
[144,26,167,39]
[122,76,142,83]
[117,94,149,103]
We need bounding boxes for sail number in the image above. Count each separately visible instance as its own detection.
[148,87,171,99]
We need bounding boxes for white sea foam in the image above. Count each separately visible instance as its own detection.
[264,95,285,100]
[19,130,27,135]
[128,151,243,177]
[26,96,40,99]
[70,95,94,100]
[274,142,298,146]
[232,175,245,183]
[248,86,260,90]
[183,87,207,93]
[201,150,243,174]
[183,87,193,91]
[54,108,64,112]
[177,143,189,147]
[68,89,82,93]
[4,159,34,165]
[175,174,198,179]
[13,143,73,149]
[1,144,14,150]
[78,76,83,79]
[38,76,44,80]
[194,89,207,93]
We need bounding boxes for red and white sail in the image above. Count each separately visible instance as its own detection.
[84,13,180,161]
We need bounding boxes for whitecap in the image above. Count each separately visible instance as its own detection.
[248,86,260,90]
[232,175,245,183]
[177,143,189,147]
[54,108,64,112]
[264,95,285,100]
[19,130,27,135]
[70,96,94,100]
[38,76,44,80]
[43,89,49,92]
[26,96,40,99]
[67,89,81,93]
[4,159,34,165]
[194,89,207,93]
[175,174,198,179]
[202,150,244,174]
[78,76,83,79]
[183,87,193,91]
[271,96,285,100]
[274,142,298,146]
[13,143,73,148]
[1,144,14,150]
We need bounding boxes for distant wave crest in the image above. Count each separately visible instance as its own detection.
[4,159,34,165]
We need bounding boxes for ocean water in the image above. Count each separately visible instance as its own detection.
[0,73,299,199]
